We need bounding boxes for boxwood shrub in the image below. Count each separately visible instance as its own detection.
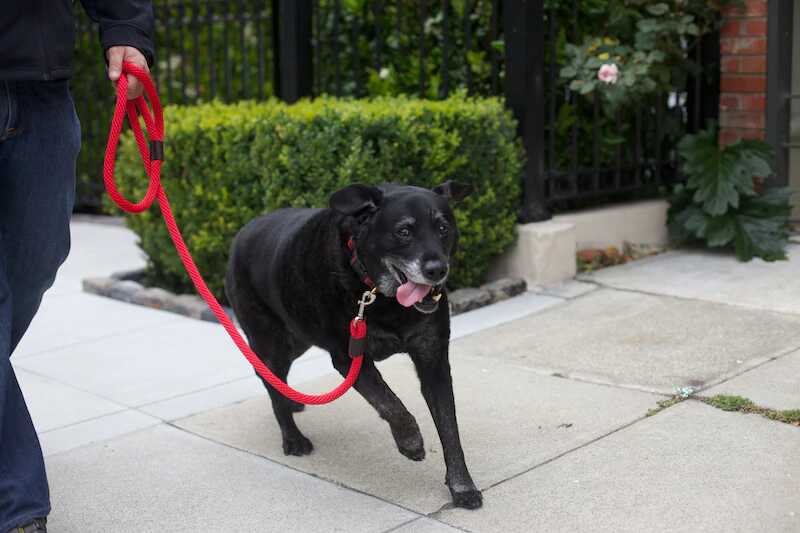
[112,94,522,299]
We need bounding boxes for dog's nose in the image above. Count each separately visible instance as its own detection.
[423,260,448,282]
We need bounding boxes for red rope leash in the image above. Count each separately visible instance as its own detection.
[103,62,363,405]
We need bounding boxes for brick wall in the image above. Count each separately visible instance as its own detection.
[719,0,768,146]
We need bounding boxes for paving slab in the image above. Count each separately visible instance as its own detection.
[705,349,800,411]
[391,517,464,532]
[585,245,800,315]
[451,288,800,394]
[15,318,256,407]
[175,355,659,514]
[39,409,160,457]
[139,349,332,421]
[13,292,182,358]
[46,424,418,533]
[14,369,125,432]
[450,291,563,340]
[531,279,599,299]
[439,401,800,533]
[52,220,145,297]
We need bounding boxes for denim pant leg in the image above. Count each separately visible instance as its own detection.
[0,80,80,531]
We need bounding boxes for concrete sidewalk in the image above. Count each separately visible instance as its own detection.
[13,220,800,532]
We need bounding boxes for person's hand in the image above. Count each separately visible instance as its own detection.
[106,46,149,100]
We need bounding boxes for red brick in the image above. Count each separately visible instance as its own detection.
[740,94,766,112]
[720,38,736,55]
[720,110,765,129]
[743,18,767,36]
[721,37,768,55]
[740,129,766,140]
[719,128,741,147]
[722,0,767,17]
[720,94,740,111]
[738,55,767,73]
[721,57,740,73]
[721,74,767,93]
[720,19,741,37]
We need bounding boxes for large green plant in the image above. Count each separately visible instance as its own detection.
[112,94,522,298]
[667,127,793,261]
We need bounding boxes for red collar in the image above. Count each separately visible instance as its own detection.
[346,237,375,288]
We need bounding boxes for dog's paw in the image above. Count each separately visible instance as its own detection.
[396,432,425,461]
[391,421,425,461]
[282,434,314,456]
[451,487,483,509]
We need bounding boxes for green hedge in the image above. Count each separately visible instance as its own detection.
[113,94,522,298]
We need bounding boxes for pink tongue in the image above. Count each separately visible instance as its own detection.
[396,281,432,307]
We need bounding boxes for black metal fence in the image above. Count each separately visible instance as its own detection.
[72,0,719,219]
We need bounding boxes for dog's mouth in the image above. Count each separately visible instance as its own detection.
[389,264,443,314]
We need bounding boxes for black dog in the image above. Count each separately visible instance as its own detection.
[225,182,482,509]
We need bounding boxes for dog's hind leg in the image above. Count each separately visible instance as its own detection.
[233,302,314,456]
[331,354,425,461]
[253,350,314,456]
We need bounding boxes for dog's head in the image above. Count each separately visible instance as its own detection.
[330,181,473,314]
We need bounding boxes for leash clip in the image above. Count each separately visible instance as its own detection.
[349,287,376,358]
[355,287,378,322]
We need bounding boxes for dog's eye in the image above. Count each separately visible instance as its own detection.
[396,227,411,239]
[438,223,449,236]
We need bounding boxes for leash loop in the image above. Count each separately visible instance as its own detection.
[103,62,363,405]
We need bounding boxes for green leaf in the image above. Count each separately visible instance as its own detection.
[679,129,776,216]
[646,3,669,16]
[586,57,603,69]
[560,66,578,78]
[685,209,709,237]
[705,215,737,247]
[667,185,702,244]
[490,39,505,53]
[731,188,793,261]
[579,81,595,94]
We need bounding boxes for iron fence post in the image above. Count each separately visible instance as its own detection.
[503,0,550,222]
[766,0,794,187]
[275,0,313,103]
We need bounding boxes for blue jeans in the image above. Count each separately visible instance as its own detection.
[0,80,79,531]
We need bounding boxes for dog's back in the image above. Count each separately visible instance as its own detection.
[226,207,324,323]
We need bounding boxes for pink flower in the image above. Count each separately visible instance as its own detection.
[597,63,619,84]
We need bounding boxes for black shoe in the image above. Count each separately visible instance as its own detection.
[8,518,47,533]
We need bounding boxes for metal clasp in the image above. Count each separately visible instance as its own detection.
[355,287,378,321]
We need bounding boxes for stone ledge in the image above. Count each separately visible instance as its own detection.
[83,269,527,323]
[488,220,577,286]
[553,199,669,250]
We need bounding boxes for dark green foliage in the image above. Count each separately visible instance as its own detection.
[667,127,793,262]
[112,95,522,299]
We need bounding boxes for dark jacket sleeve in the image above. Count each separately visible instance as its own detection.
[80,0,156,66]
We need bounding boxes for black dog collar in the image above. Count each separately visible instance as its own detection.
[346,236,375,288]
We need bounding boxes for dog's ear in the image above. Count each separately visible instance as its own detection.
[329,184,383,216]
[433,180,474,202]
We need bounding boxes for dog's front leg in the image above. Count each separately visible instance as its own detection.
[331,355,426,461]
[412,349,482,509]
